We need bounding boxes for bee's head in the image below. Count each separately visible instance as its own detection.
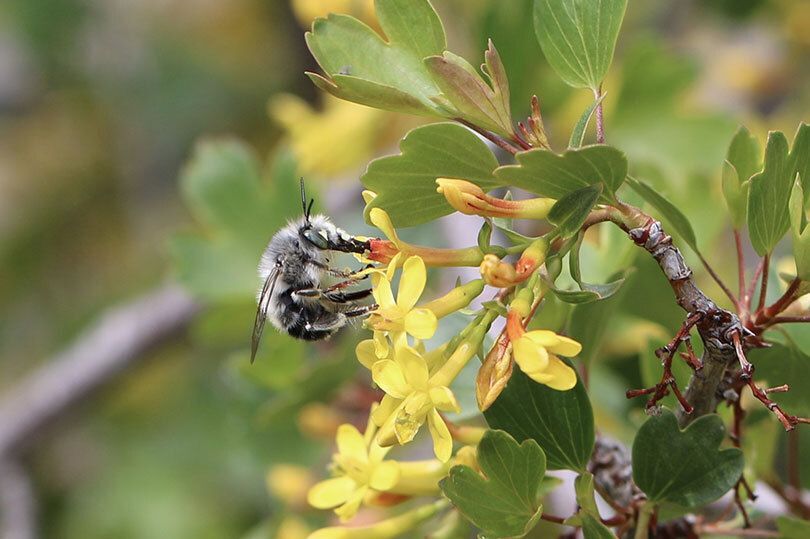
[299,178,330,249]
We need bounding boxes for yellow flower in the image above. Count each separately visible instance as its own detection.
[506,311,581,391]
[366,255,438,355]
[307,422,400,522]
[373,344,459,461]
[373,330,485,462]
[436,178,555,219]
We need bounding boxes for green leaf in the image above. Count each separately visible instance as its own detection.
[747,130,799,255]
[777,516,810,539]
[440,430,546,539]
[485,366,595,471]
[533,0,628,90]
[305,0,446,116]
[425,45,513,137]
[495,145,627,204]
[627,178,699,252]
[171,141,298,301]
[362,123,501,227]
[721,160,749,230]
[581,514,616,539]
[569,93,605,149]
[793,123,810,202]
[727,125,762,184]
[749,343,810,417]
[790,181,810,281]
[548,184,603,238]
[548,275,625,304]
[632,409,744,508]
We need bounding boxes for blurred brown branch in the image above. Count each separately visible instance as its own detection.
[0,283,200,457]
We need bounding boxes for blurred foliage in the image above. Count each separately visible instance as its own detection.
[0,0,808,537]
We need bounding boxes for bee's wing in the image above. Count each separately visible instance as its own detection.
[251,267,281,363]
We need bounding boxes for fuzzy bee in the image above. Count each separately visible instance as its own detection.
[251,181,376,362]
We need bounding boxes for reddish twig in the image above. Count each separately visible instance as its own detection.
[456,119,521,155]
[697,251,738,307]
[626,312,704,413]
[756,254,770,313]
[754,278,802,327]
[744,259,765,312]
[734,230,746,305]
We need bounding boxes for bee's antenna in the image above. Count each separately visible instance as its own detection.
[299,177,309,222]
[306,198,315,220]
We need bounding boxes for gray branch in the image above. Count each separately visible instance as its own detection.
[0,283,200,458]
[628,220,741,426]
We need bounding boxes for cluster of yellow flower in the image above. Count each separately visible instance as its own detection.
[306,183,585,536]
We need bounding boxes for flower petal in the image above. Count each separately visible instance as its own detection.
[427,409,453,462]
[373,331,389,358]
[385,252,403,281]
[371,394,401,427]
[396,345,430,389]
[369,208,400,245]
[336,424,368,462]
[393,400,424,445]
[404,308,438,340]
[371,274,396,309]
[526,330,582,357]
[525,354,578,391]
[513,335,550,374]
[372,360,410,399]
[397,256,427,311]
[307,476,356,509]
[334,486,367,522]
[429,386,461,413]
[369,460,400,491]
[356,339,380,369]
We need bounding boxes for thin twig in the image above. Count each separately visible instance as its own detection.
[697,252,738,307]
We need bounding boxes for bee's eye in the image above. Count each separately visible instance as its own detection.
[302,228,329,249]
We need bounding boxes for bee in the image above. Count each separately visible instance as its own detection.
[251,180,376,362]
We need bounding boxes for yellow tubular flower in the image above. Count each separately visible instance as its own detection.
[368,208,483,267]
[366,256,438,356]
[436,178,555,219]
[506,311,581,390]
[309,500,447,539]
[307,422,400,522]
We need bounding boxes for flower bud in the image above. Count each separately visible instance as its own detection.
[421,279,485,319]
[479,254,517,287]
[436,178,555,219]
[515,238,549,276]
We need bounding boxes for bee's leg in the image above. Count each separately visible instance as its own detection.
[311,260,372,280]
[292,288,322,298]
[305,314,347,333]
[343,304,377,318]
[324,288,373,303]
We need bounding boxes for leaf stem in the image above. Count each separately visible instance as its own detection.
[456,119,521,155]
[633,501,654,539]
[756,253,770,313]
[594,86,605,144]
[697,251,738,307]
[734,229,745,304]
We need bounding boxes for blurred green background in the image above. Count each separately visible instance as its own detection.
[0,0,808,537]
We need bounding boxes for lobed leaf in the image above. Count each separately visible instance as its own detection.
[632,410,744,508]
[440,430,546,539]
[495,145,627,204]
[548,184,603,238]
[747,125,809,255]
[305,0,446,116]
[777,516,810,539]
[749,343,810,417]
[533,0,628,90]
[790,182,810,281]
[362,123,501,227]
[485,366,595,472]
[425,47,513,137]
